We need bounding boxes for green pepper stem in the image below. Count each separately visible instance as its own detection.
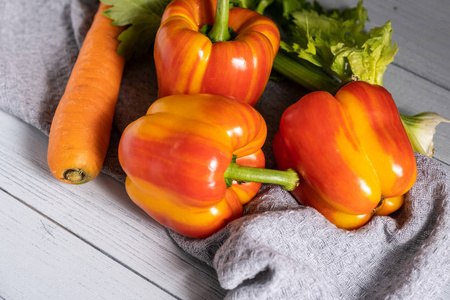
[273,51,339,93]
[208,0,232,42]
[224,162,300,191]
[255,0,274,15]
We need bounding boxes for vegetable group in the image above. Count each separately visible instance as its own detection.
[274,81,417,229]
[47,3,125,184]
[153,0,280,106]
[49,0,446,236]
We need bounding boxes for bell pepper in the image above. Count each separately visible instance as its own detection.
[273,81,417,229]
[154,0,280,106]
[119,94,298,238]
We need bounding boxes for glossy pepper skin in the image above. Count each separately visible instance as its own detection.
[118,94,267,238]
[273,81,417,229]
[154,0,280,106]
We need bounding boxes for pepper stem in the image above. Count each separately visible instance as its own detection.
[208,0,232,42]
[224,162,300,191]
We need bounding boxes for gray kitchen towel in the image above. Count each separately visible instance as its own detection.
[1,0,449,299]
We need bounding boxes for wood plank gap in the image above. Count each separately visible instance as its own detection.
[433,157,450,171]
[391,62,450,93]
[0,186,183,300]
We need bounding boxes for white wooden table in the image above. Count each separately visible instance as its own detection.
[1,0,450,299]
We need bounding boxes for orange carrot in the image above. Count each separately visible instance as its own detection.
[47,3,125,184]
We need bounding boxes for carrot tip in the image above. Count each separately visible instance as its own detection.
[63,169,89,184]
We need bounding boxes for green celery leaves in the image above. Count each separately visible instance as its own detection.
[330,21,398,86]
[278,0,398,85]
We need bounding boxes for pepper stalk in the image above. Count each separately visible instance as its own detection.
[207,0,232,42]
[224,157,299,191]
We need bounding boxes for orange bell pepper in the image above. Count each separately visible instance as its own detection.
[154,0,280,106]
[119,94,298,238]
[273,81,417,229]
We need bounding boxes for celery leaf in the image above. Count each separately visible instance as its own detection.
[331,21,398,85]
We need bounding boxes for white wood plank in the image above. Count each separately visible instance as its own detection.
[0,109,225,300]
[0,189,175,300]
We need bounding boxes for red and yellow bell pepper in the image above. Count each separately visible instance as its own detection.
[119,94,298,238]
[154,0,280,106]
[273,81,417,229]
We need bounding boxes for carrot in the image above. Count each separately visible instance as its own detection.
[47,3,125,184]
